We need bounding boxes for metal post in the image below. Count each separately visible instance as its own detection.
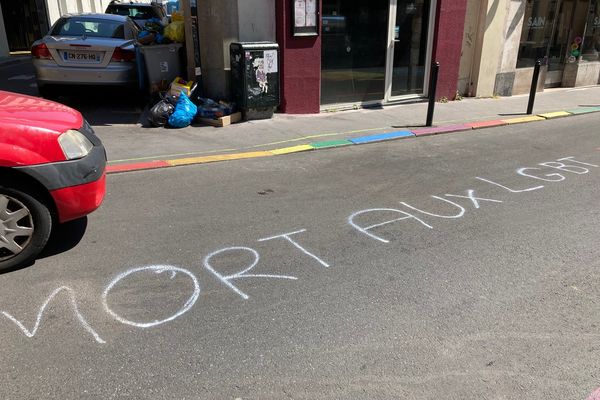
[527,60,542,115]
[426,62,440,127]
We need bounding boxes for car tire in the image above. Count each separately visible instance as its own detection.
[0,187,52,271]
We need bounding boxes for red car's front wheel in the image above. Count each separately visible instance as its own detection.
[0,187,52,271]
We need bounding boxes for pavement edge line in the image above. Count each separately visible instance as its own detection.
[106,107,591,174]
[411,124,472,137]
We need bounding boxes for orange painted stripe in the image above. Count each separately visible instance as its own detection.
[466,120,507,129]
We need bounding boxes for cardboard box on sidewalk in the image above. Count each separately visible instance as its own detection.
[198,112,242,127]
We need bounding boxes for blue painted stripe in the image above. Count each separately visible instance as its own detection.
[349,130,414,144]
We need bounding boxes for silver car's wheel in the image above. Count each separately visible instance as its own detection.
[0,194,34,261]
[0,187,52,271]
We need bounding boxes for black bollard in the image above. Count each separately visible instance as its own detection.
[426,62,440,127]
[527,60,542,115]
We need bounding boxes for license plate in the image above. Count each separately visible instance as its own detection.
[63,51,102,63]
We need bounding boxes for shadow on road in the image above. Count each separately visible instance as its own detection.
[38,217,89,260]
[48,86,148,126]
[1,59,146,126]
[0,217,88,275]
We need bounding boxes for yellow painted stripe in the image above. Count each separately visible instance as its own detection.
[502,116,546,124]
[166,156,223,166]
[270,145,314,155]
[538,111,571,119]
[211,151,273,161]
[166,151,273,166]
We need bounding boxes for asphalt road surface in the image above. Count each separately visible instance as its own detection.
[1,114,600,400]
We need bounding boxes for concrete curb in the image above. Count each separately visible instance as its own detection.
[106,106,600,175]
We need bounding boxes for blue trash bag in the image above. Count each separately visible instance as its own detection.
[168,92,197,128]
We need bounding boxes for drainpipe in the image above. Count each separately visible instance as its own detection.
[467,0,485,97]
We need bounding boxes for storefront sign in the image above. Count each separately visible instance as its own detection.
[292,0,319,36]
[527,16,546,29]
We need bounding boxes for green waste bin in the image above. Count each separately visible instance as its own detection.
[230,42,280,120]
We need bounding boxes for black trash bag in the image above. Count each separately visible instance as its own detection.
[148,99,175,127]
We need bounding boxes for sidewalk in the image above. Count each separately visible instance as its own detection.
[95,85,600,172]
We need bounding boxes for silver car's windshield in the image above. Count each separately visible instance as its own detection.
[51,18,125,39]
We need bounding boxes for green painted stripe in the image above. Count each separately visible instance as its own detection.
[566,107,600,115]
[310,139,353,148]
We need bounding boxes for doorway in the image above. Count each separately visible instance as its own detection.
[321,0,389,105]
[389,0,431,96]
[544,0,590,87]
[320,0,434,106]
[546,0,575,86]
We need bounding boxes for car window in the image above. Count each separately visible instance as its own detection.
[51,18,126,39]
[166,1,180,15]
[106,5,156,20]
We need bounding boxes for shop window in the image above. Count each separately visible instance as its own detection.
[581,0,600,60]
[517,0,558,68]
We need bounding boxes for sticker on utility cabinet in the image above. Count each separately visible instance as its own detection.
[264,50,277,73]
[253,58,268,93]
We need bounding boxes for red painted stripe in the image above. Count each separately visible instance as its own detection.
[466,120,507,129]
[106,160,170,173]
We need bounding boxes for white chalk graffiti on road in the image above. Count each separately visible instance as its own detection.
[1,286,105,344]
[203,246,298,300]
[0,156,597,344]
[102,265,201,328]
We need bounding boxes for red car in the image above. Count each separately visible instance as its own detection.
[0,91,106,270]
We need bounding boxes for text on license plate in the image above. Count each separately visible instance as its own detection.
[63,51,102,62]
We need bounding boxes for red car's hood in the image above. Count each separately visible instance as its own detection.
[0,91,83,134]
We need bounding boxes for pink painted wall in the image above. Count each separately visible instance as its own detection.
[275,0,321,114]
[431,0,468,101]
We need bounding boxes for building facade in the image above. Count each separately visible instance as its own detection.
[195,0,468,113]
[8,1,597,113]
[459,0,600,99]
[1,0,469,114]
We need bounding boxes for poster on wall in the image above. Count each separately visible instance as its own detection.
[292,0,319,36]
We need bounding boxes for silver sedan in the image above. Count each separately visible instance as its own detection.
[31,13,140,97]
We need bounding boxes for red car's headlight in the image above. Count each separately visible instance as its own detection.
[58,129,93,160]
